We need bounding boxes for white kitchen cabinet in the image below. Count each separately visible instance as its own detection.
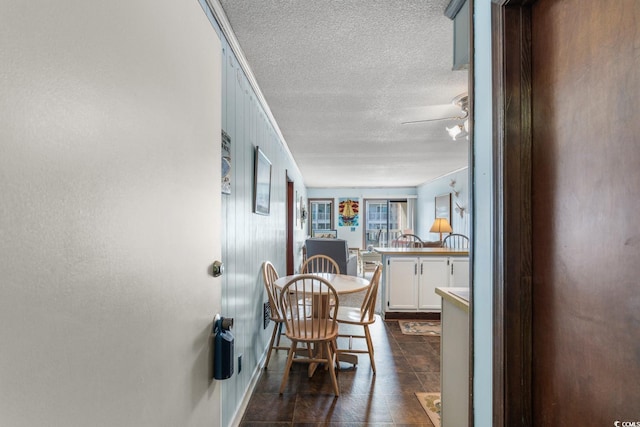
[450,257,469,287]
[419,258,451,310]
[384,253,469,313]
[386,257,419,310]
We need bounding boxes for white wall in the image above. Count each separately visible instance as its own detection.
[472,0,494,425]
[307,187,417,249]
[416,167,470,240]
[0,2,223,426]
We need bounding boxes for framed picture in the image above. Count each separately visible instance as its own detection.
[253,146,272,215]
[312,229,337,238]
[435,193,452,226]
[221,130,231,195]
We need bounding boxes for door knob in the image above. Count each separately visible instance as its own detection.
[212,260,224,277]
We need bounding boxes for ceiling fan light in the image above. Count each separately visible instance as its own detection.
[446,124,462,140]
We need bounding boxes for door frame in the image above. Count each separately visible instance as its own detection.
[286,173,294,275]
[491,1,534,426]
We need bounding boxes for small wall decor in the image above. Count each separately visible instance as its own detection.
[300,196,307,227]
[221,130,231,195]
[295,190,300,227]
[338,198,359,227]
[449,178,466,218]
[449,178,460,198]
[253,146,272,215]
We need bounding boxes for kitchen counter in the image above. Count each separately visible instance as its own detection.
[374,247,469,257]
[436,286,470,426]
[436,287,470,312]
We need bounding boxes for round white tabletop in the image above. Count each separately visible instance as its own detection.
[274,273,369,294]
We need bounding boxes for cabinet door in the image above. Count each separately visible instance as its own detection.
[419,258,450,310]
[450,258,470,287]
[386,257,418,310]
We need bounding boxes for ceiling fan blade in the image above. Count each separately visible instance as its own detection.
[401,116,458,125]
[401,109,468,125]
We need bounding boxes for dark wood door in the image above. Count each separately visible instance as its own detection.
[494,0,640,425]
[531,1,640,423]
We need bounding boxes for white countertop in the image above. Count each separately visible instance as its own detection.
[435,287,470,312]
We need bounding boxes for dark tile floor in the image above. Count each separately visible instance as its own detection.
[239,319,440,426]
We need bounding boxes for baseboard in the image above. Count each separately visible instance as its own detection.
[228,347,267,427]
[383,311,441,320]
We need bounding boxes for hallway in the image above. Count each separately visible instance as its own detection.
[239,319,440,426]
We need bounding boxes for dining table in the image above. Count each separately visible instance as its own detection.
[274,272,370,295]
[273,272,370,375]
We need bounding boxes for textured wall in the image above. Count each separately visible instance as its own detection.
[0,1,222,426]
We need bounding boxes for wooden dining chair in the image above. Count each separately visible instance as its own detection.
[335,264,382,374]
[278,275,340,396]
[392,233,424,248]
[442,233,469,249]
[302,254,340,274]
[261,261,289,369]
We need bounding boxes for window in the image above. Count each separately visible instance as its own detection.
[364,199,414,247]
[308,199,334,234]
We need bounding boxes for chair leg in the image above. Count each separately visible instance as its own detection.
[364,325,376,374]
[275,322,284,347]
[264,322,279,369]
[279,341,298,394]
[324,341,339,396]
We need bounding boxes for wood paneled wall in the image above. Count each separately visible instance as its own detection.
[201,12,308,425]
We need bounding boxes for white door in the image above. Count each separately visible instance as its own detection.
[386,257,419,310]
[450,258,470,287]
[419,258,450,310]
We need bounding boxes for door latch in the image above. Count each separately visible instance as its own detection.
[212,260,224,277]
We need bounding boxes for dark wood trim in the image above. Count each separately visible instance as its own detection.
[383,312,440,321]
[492,0,534,426]
[286,174,294,275]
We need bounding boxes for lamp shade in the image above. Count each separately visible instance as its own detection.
[430,217,452,240]
[430,217,452,233]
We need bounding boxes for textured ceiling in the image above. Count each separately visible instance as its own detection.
[218,0,468,188]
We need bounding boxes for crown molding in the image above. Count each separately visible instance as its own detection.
[203,0,302,180]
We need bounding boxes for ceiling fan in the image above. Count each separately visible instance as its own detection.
[401,92,469,125]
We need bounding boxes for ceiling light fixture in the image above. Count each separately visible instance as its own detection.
[446,118,469,141]
[446,124,463,140]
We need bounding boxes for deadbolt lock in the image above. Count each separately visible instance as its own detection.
[212,260,224,277]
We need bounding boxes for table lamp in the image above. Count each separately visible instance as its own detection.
[429,217,452,241]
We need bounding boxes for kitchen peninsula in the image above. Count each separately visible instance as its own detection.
[435,287,470,426]
[375,247,469,319]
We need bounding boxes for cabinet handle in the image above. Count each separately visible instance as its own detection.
[451,264,454,275]
[420,264,424,275]
[415,264,417,275]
